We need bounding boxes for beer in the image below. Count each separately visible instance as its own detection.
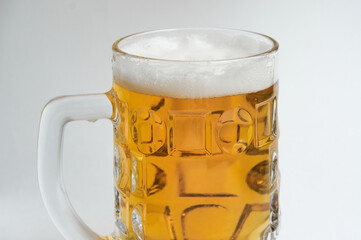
[109,81,279,240]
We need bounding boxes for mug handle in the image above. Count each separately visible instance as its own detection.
[37,93,114,240]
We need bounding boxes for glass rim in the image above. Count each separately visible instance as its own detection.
[112,28,279,63]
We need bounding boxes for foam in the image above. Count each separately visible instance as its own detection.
[113,29,278,98]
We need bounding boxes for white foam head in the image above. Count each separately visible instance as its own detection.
[113,28,278,98]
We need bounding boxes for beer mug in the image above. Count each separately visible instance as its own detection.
[38,28,280,240]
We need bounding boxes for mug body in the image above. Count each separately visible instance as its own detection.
[109,28,279,240]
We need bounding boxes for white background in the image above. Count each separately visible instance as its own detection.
[1,0,361,239]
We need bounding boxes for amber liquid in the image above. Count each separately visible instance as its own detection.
[108,82,279,240]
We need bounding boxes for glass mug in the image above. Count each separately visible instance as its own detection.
[38,28,280,240]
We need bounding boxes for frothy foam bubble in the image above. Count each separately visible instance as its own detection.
[113,29,278,98]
